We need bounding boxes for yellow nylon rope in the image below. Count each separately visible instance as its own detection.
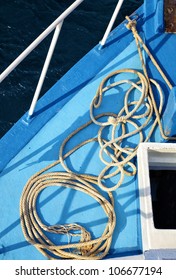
[20,16,176,260]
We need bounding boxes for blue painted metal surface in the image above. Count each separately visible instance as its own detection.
[162,86,176,137]
[142,0,176,141]
[0,1,176,260]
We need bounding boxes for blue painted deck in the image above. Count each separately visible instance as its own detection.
[0,0,176,259]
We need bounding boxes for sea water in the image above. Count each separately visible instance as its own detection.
[0,0,143,138]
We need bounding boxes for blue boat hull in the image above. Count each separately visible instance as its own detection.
[0,1,176,259]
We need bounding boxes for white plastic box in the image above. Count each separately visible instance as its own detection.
[137,142,176,252]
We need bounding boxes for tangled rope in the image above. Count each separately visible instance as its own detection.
[89,16,176,192]
[20,16,176,260]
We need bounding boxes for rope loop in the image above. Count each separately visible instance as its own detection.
[20,172,116,260]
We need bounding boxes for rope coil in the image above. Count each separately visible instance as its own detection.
[20,171,116,259]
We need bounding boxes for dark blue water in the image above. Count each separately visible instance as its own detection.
[0,0,143,138]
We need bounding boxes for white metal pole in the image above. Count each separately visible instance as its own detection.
[28,21,63,118]
[0,0,84,83]
[100,0,125,47]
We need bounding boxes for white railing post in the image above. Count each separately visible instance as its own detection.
[0,0,84,83]
[100,0,125,48]
[28,21,63,118]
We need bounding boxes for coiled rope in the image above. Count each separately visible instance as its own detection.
[20,168,116,260]
[20,16,176,259]
[20,113,117,260]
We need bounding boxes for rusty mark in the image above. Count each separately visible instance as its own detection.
[164,0,176,33]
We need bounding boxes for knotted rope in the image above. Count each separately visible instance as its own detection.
[20,16,176,260]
